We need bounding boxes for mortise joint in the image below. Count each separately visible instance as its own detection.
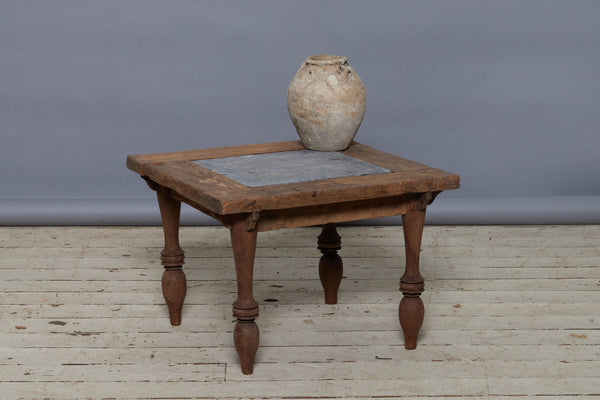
[245,211,260,231]
[417,191,441,211]
[142,176,159,192]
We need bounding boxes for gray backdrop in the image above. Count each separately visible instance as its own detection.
[1,0,599,225]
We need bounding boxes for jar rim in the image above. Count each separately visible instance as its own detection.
[305,55,348,65]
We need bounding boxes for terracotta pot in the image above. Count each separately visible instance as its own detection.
[287,55,366,151]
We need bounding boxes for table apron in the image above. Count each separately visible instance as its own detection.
[248,194,421,232]
[167,187,438,233]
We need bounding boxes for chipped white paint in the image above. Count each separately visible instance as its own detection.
[326,74,339,86]
[1,225,599,398]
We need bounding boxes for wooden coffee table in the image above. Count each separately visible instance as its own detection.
[127,141,459,374]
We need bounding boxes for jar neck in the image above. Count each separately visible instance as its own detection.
[305,55,348,66]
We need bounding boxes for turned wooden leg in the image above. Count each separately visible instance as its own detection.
[156,185,186,326]
[318,223,343,305]
[230,215,259,375]
[399,203,426,349]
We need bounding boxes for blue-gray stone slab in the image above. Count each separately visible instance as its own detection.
[193,150,391,187]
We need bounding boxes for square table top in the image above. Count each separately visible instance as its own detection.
[127,141,460,217]
[193,149,392,187]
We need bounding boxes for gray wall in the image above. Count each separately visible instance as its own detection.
[1,0,599,225]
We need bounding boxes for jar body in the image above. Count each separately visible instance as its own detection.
[287,55,366,151]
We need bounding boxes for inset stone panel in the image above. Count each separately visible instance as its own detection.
[193,150,391,187]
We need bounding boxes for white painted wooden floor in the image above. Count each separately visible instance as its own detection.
[1,225,599,399]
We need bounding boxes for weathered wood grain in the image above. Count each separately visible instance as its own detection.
[254,194,413,232]
[1,225,599,399]
[127,141,459,215]
[342,141,432,172]
[127,140,305,174]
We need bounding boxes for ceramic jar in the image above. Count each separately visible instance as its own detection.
[287,55,366,151]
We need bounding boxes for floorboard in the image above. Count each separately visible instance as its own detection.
[1,225,599,399]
